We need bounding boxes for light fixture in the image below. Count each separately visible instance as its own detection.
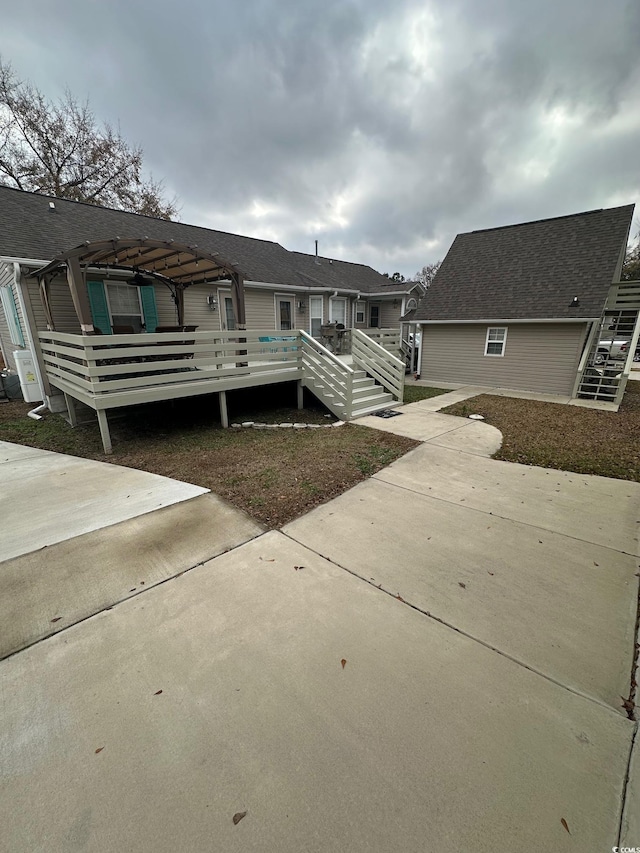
[207,294,217,310]
[296,300,305,312]
[571,296,579,306]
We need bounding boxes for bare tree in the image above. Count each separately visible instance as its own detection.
[0,59,176,219]
[414,261,442,288]
[622,225,640,281]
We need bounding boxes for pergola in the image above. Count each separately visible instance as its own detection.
[34,237,246,332]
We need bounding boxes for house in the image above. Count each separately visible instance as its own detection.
[0,186,407,450]
[404,205,639,407]
[0,186,419,371]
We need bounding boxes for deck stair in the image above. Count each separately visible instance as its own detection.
[573,281,640,405]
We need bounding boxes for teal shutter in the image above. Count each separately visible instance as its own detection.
[139,287,158,332]
[86,281,112,334]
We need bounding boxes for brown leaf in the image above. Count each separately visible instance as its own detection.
[341,659,347,669]
[233,811,247,825]
[95,747,104,754]
[294,565,305,571]
[396,593,405,602]
[154,690,163,696]
[458,582,466,589]
[560,818,570,834]
[50,616,62,623]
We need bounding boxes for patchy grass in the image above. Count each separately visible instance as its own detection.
[443,382,640,481]
[0,383,417,527]
[402,384,452,404]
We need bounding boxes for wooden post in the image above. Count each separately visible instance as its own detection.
[67,257,95,334]
[64,393,78,427]
[96,409,112,454]
[219,390,229,428]
[297,379,304,410]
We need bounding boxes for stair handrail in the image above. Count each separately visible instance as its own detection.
[300,330,355,419]
[299,330,355,373]
[351,328,405,400]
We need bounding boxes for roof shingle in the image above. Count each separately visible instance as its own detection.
[413,205,634,321]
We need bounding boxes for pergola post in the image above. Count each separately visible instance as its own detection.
[66,257,95,333]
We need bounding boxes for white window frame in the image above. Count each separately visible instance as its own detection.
[484,326,508,357]
[274,293,295,331]
[309,295,323,337]
[105,282,144,330]
[354,300,365,325]
[329,296,347,325]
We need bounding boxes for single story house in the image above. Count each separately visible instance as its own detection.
[404,205,639,407]
[0,186,421,375]
[0,187,409,449]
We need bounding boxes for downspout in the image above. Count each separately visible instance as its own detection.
[12,262,49,404]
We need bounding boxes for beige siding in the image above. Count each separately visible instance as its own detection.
[419,323,588,395]
[379,300,401,328]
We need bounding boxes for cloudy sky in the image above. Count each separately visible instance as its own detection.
[1,0,639,277]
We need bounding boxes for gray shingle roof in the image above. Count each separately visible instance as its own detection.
[0,185,395,295]
[290,252,419,295]
[412,205,634,322]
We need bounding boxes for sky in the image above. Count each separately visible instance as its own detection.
[1,0,639,278]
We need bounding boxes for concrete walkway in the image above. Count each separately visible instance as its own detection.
[1,421,639,852]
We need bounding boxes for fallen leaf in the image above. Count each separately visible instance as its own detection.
[95,747,104,754]
[154,690,163,696]
[294,565,305,571]
[50,616,62,623]
[560,818,570,834]
[621,696,634,714]
[396,593,405,602]
[233,811,247,825]
[458,582,466,589]
[341,659,347,669]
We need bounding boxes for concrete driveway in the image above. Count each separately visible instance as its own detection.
[1,409,639,853]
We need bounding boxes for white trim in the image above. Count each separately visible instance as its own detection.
[484,326,508,357]
[218,289,235,331]
[329,296,347,325]
[274,293,295,331]
[309,294,323,337]
[246,280,361,296]
[417,317,595,325]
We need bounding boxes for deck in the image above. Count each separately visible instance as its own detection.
[38,329,405,453]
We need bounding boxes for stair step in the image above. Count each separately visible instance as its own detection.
[351,400,399,418]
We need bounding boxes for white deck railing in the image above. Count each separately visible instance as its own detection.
[300,331,354,420]
[39,329,303,410]
[351,328,405,400]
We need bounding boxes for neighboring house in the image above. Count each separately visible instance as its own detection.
[0,186,414,374]
[405,205,639,406]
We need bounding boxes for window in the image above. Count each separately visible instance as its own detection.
[0,285,25,347]
[329,297,347,325]
[106,283,144,332]
[276,296,294,330]
[355,302,365,324]
[309,295,323,337]
[484,326,507,356]
[222,295,236,330]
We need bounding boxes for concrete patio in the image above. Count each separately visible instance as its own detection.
[1,403,639,851]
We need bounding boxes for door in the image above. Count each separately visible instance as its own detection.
[369,304,380,328]
[277,297,294,331]
[223,295,236,331]
[309,295,323,337]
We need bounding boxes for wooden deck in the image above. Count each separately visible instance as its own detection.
[38,329,405,453]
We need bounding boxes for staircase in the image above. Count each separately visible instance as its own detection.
[306,368,395,420]
[300,330,404,420]
[573,282,640,405]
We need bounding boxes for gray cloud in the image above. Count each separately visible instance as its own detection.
[1,0,638,277]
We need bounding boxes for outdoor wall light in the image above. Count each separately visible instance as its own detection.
[207,294,217,310]
[296,300,305,311]
[571,296,579,306]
